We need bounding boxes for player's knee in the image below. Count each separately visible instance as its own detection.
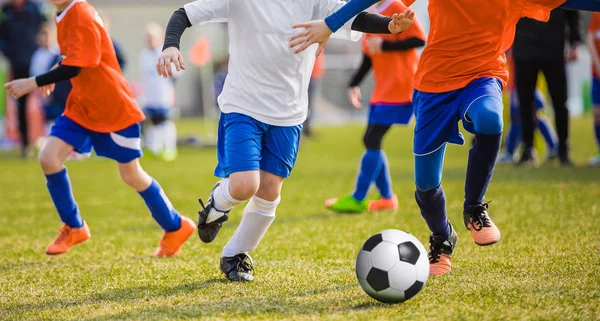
[118,164,147,189]
[470,97,503,135]
[363,132,382,150]
[38,149,64,174]
[150,114,168,126]
[415,176,441,192]
[229,173,260,201]
[256,176,284,202]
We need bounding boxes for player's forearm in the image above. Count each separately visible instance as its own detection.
[587,33,600,68]
[566,10,581,45]
[560,0,600,11]
[351,12,393,34]
[35,65,81,87]
[163,8,192,51]
[349,54,372,87]
[325,0,380,32]
[382,37,426,51]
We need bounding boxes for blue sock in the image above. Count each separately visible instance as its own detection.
[464,133,501,211]
[537,117,557,151]
[374,151,393,199]
[139,179,181,232]
[595,124,600,150]
[353,149,383,201]
[46,168,83,228]
[505,122,521,156]
[415,186,450,238]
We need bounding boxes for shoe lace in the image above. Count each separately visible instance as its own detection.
[198,198,206,211]
[428,236,443,264]
[469,201,492,231]
[235,255,253,273]
[56,226,72,243]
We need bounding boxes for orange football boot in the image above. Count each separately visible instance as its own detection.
[154,216,196,257]
[45,223,91,255]
[464,203,500,246]
[428,224,458,276]
[368,194,399,212]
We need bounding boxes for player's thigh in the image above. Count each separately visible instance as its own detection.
[38,136,75,173]
[363,124,391,150]
[256,171,285,202]
[260,124,302,179]
[90,123,143,163]
[47,115,93,157]
[412,90,462,156]
[215,113,265,179]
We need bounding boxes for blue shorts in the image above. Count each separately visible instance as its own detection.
[50,115,143,163]
[368,102,413,125]
[43,103,65,122]
[413,77,503,155]
[592,77,600,106]
[215,113,302,179]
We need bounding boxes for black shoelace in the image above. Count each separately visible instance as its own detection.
[428,237,443,264]
[469,202,492,231]
[234,255,253,273]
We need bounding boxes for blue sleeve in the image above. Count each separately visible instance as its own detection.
[560,0,600,11]
[324,0,379,32]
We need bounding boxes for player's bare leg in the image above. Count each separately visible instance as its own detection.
[40,137,91,255]
[118,160,195,257]
[220,171,283,282]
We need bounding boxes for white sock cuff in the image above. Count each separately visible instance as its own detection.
[248,195,280,216]
[221,178,243,205]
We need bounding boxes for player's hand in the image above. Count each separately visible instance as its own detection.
[4,77,37,99]
[388,9,415,34]
[348,86,362,109]
[157,47,186,78]
[290,20,333,55]
[37,84,55,98]
[366,37,384,55]
[566,46,579,62]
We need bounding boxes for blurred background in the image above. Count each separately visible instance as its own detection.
[0,0,594,150]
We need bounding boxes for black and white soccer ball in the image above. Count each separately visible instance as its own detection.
[356,229,429,303]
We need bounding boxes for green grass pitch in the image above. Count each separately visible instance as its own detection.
[1,117,599,321]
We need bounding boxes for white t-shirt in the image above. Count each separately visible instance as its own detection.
[184,0,360,127]
[140,48,180,108]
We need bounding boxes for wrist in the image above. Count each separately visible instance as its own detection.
[30,77,39,88]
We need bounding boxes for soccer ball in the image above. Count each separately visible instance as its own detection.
[355,229,429,303]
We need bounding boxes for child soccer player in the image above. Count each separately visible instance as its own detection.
[587,11,600,166]
[325,0,425,213]
[289,0,600,276]
[157,0,415,282]
[4,0,196,257]
[140,22,179,161]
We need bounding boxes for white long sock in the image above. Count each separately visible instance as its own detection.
[212,178,243,211]
[163,120,177,150]
[222,195,279,257]
[145,126,160,155]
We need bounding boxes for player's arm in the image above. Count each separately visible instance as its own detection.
[366,36,425,55]
[587,30,600,73]
[4,64,81,99]
[347,54,372,109]
[158,0,230,78]
[290,9,415,54]
[565,10,581,61]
